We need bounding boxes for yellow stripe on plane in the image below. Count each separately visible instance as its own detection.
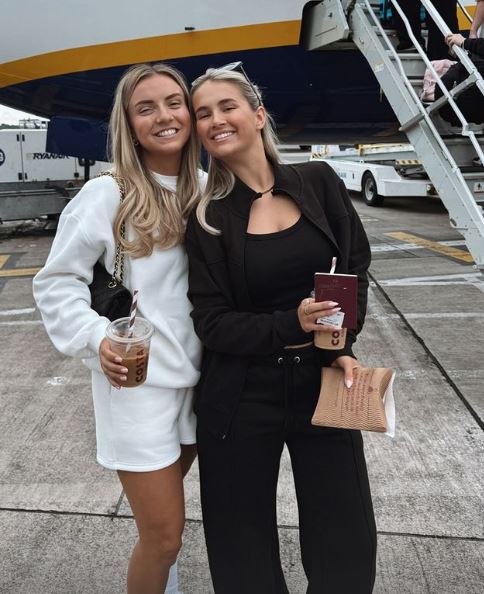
[385,232,474,263]
[458,4,476,30]
[0,21,301,89]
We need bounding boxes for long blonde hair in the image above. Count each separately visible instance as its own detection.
[191,67,280,235]
[109,63,200,257]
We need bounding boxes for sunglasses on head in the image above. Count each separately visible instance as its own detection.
[193,61,263,107]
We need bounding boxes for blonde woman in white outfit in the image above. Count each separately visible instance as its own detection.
[33,63,206,594]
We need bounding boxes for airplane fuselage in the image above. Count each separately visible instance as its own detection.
[0,1,477,156]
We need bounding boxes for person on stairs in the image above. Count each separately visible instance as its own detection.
[469,0,484,39]
[391,0,458,59]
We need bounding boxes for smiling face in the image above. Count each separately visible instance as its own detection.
[192,80,265,163]
[127,73,191,174]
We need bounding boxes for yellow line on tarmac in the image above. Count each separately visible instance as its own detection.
[385,232,474,263]
[0,267,42,278]
[0,255,10,268]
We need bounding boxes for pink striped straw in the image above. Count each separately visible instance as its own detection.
[127,290,139,339]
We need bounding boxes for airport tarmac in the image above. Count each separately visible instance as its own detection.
[0,191,483,594]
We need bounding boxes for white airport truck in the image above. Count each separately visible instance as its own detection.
[311,144,437,206]
[0,121,107,222]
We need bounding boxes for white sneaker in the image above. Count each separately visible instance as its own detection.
[164,562,182,594]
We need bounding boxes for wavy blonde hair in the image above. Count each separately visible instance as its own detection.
[191,67,280,235]
[109,63,201,257]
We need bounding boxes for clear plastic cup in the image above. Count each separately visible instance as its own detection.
[106,317,154,388]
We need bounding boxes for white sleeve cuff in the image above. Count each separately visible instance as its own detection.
[87,317,111,357]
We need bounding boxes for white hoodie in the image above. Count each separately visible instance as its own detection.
[33,172,204,390]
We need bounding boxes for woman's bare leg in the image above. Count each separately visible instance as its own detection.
[159,446,197,593]
[118,462,185,594]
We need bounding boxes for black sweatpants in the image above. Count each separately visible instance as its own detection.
[392,0,458,60]
[197,346,377,594]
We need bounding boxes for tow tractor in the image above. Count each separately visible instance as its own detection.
[311,143,437,206]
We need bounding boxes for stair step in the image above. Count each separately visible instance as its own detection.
[391,52,421,59]
[372,26,398,36]
[363,3,383,15]
[331,0,484,266]
[439,138,484,168]
[442,128,484,140]
[461,172,484,203]
[387,52,426,77]
[462,171,484,179]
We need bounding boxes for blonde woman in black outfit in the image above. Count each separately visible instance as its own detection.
[186,64,376,594]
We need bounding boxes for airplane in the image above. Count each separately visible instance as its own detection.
[0,1,477,160]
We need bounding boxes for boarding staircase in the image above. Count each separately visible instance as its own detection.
[305,0,484,270]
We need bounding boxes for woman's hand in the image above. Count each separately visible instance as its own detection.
[297,297,341,333]
[445,33,465,49]
[99,338,128,389]
[332,355,361,389]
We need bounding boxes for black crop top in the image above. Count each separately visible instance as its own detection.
[245,215,335,313]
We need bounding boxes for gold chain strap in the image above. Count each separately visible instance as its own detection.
[97,171,127,288]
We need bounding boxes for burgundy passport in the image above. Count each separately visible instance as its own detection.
[314,272,358,330]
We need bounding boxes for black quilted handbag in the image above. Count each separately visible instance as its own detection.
[88,172,132,321]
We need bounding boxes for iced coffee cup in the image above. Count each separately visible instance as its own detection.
[106,317,154,387]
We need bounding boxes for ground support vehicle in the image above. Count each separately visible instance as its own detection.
[311,144,437,206]
[0,125,107,222]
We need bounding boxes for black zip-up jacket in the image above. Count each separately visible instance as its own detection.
[463,37,484,57]
[185,160,371,438]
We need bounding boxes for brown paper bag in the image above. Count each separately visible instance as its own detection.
[312,367,395,433]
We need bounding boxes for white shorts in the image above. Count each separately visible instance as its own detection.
[91,370,196,472]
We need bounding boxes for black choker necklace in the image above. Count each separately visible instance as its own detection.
[257,185,274,196]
